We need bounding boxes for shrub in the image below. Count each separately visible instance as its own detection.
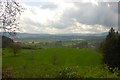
[8,43,21,56]
[2,65,15,78]
[56,66,82,78]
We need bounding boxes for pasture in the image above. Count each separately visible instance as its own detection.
[2,48,118,78]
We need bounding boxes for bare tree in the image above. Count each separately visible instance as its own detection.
[0,0,24,36]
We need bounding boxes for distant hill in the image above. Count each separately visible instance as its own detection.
[0,32,108,41]
[0,32,108,37]
[16,32,108,37]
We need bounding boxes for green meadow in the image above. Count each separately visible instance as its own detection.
[2,48,118,78]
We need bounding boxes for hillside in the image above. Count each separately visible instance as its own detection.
[10,32,107,41]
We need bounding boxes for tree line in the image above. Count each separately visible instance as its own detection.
[100,28,120,70]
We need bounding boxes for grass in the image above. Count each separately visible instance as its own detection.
[3,48,102,66]
[2,48,118,78]
[0,50,1,62]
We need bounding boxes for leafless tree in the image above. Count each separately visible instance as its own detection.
[0,0,24,36]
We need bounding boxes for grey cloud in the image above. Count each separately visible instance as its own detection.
[60,2,118,28]
[25,2,58,10]
[51,18,74,29]
[40,2,58,10]
[21,2,118,34]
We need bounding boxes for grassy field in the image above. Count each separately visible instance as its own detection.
[2,48,118,78]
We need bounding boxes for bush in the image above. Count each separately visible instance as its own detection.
[8,43,21,56]
[21,45,43,49]
[2,65,15,78]
[56,66,82,78]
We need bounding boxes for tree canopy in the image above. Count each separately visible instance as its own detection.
[0,0,24,36]
[100,28,120,69]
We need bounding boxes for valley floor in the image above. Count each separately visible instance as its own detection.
[2,48,119,78]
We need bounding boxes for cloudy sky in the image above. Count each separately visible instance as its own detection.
[19,0,118,34]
